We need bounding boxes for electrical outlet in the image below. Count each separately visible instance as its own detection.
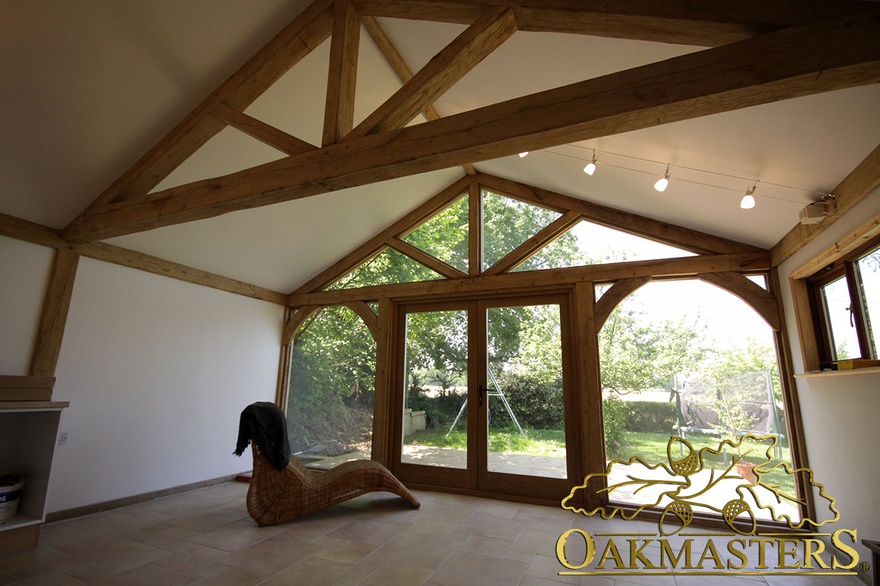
[57,432,68,447]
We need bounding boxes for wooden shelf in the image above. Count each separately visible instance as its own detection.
[794,366,880,379]
[0,401,69,411]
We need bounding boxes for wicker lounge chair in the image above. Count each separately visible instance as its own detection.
[234,402,419,526]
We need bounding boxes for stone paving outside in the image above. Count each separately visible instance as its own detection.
[315,446,799,523]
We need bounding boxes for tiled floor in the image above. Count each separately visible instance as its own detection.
[0,482,867,585]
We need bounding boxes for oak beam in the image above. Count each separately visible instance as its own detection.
[468,180,483,277]
[323,0,361,146]
[281,305,321,346]
[593,276,651,333]
[476,173,760,255]
[361,15,476,175]
[697,271,782,331]
[348,6,516,139]
[771,143,880,267]
[30,249,79,377]
[64,10,880,243]
[212,103,317,155]
[70,0,333,213]
[482,210,582,276]
[353,0,879,46]
[345,301,380,341]
[0,212,287,305]
[288,251,771,305]
[290,175,470,295]
[387,237,468,279]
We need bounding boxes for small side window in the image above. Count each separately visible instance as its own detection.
[809,236,880,362]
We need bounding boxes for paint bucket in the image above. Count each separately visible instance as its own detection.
[0,473,24,523]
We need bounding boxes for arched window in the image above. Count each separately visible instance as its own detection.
[597,278,797,523]
[286,305,377,463]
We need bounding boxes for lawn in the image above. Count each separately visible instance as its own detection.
[409,426,796,497]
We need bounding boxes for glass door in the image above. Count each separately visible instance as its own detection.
[393,294,579,500]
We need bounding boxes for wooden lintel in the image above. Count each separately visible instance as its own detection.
[212,103,317,155]
[323,0,361,146]
[348,6,516,139]
[64,9,880,243]
[30,249,79,377]
[593,276,651,333]
[771,143,880,268]
[288,251,771,306]
[697,271,782,331]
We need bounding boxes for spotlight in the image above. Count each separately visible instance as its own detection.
[583,150,598,176]
[654,164,670,192]
[740,181,759,209]
[518,152,529,158]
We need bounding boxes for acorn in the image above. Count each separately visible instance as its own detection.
[667,437,699,477]
[722,498,756,535]
[659,499,693,535]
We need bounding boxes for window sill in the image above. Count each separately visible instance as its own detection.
[794,366,880,379]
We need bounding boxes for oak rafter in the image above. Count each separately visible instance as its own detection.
[63,8,880,244]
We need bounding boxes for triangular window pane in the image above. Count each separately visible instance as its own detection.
[403,195,469,273]
[327,248,443,290]
[482,189,561,269]
[513,219,695,272]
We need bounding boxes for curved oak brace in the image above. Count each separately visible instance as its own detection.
[697,272,782,331]
[344,301,379,342]
[592,277,651,334]
[282,305,321,346]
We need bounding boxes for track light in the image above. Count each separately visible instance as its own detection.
[740,181,759,209]
[654,164,670,192]
[583,150,598,175]
[519,151,529,158]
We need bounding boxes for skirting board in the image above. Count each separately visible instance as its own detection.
[45,472,249,523]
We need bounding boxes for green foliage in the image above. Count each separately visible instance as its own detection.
[287,306,376,452]
[404,196,469,272]
[482,190,561,268]
[600,304,709,394]
[488,372,564,430]
[602,396,630,460]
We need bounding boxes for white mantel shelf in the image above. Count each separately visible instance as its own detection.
[794,366,880,379]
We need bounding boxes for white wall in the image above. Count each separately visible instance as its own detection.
[1,235,285,512]
[778,188,880,579]
[0,235,54,374]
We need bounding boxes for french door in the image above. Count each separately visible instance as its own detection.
[390,294,581,501]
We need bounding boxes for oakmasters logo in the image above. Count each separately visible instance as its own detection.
[555,434,864,577]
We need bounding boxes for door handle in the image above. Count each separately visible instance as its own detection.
[478,385,485,406]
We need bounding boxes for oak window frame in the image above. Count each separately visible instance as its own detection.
[807,232,880,365]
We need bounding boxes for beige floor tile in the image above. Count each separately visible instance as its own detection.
[50,540,170,582]
[152,542,235,579]
[458,533,515,559]
[215,535,320,578]
[90,562,201,585]
[429,550,530,586]
[360,561,436,586]
[457,512,528,542]
[324,515,412,546]
[260,555,358,586]
[0,545,70,580]
[525,553,583,585]
[310,535,381,565]
[12,570,88,585]
[363,531,469,570]
[186,518,286,552]
[513,527,565,557]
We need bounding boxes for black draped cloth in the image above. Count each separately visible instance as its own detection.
[234,402,291,471]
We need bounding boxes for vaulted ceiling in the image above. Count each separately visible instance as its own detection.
[2,1,879,294]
